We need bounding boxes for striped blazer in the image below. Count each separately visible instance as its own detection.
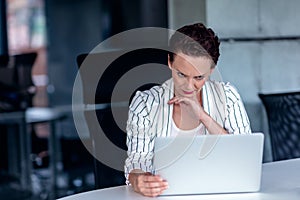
[124,78,251,182]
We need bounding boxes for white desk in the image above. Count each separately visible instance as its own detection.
[58,158,300,200]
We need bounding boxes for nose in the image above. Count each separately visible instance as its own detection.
[186,77,194,90]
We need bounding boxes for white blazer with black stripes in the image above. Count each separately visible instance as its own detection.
[124,78,251,183]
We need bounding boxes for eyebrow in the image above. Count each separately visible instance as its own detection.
[175,68,206,79]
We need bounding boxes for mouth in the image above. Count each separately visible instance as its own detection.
[183,90,194,95]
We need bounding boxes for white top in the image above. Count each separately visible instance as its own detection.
[58,158,300,200]
[171,119,205,136]
[125,78,252,182]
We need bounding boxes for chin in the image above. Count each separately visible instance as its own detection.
[182,93,196,98]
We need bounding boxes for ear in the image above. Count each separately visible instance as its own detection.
[168,54,172,70]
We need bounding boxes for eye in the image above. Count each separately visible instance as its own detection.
[177,71,186,78]
[195,75,205,81]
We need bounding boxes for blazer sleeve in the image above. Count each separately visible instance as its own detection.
[124,90,156,184]
[223,83,252,134]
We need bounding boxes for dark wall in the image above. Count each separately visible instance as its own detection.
[45,0,103,106]
[0,0,8,55]
[46,0,168,106]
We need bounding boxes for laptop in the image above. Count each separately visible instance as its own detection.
[153,133,264,196]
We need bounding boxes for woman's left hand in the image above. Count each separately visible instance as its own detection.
[168,96,205,121]
[168,96,228,135]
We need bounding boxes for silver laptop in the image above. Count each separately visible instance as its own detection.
[153,133,264,196]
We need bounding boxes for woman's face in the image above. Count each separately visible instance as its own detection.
[168,52,213,99]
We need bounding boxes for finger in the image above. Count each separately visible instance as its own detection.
[168,97,183,104]
[168,97,178,104]
[142,187,162,197]
[142,183,169,197]
[138,174,168,189]
[136,174,160,190]
[143,182,164,189]
[144,174,164,182]
[172,98,190,105]
[144,179,168,188]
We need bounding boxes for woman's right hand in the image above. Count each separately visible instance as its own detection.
[129,170,169,197]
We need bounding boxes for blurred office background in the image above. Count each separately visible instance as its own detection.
[0,0,300,199]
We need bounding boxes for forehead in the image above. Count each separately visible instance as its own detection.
[172,52,212,75]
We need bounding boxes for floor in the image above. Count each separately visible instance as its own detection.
[0,166,95,200]
[0,136,95,200]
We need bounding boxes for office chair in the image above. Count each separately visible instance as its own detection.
[0,52,37,197]
[0,53,37,112]
[259,92,300,161]
[76,48,168,189]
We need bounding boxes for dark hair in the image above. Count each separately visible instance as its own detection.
[169,23,220,67]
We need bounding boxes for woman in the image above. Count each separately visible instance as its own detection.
[124,22,251,197]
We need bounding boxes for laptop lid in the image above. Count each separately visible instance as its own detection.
[153,133,264,196]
